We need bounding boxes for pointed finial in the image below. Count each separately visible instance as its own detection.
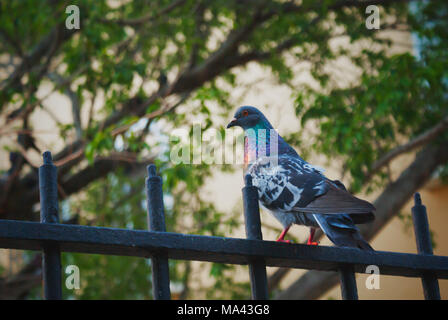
[43,151,53,165]
[147,164,157,177]
[414,192,422,206]
[244,174,253,186]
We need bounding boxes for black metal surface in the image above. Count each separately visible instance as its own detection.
[39,151,62,300]
[243,175,268,300]
[2,155,448,300]
[339,264,358,300]
[146,165,171,300]
[411,193,441,300]
[1,219,448,279]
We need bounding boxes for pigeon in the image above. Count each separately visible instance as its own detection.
[227,106,375,250]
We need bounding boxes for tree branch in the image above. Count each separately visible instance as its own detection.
[0,24,78,94]
[47,72,83,140]
[0,254,41,300]
[0,27,24,57]
[360,115,448,186]
[100,0,186,27]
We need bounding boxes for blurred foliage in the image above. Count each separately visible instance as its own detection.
[397,211,437,250]
[292,1,448,193]
[1,0,447,299]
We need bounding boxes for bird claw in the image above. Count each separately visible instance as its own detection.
[276,239,293,244]
[307,241,319,246]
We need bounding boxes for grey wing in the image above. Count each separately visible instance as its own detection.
[249,156,330,212]
[249,156,375,223]
[292,181,375,223]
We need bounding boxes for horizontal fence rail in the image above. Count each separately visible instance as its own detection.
[1,220,448,279]
[0,152,445,300]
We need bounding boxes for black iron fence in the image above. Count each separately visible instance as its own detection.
[0,151,446,300]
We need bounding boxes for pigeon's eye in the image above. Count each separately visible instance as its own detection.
[242,110,249,117]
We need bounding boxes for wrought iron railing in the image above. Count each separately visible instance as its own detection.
[0,152,446,300]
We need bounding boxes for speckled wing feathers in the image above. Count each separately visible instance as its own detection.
[247,155,375,222]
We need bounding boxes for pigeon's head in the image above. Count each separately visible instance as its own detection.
[226,106,271,130]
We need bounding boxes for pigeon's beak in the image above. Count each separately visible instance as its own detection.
[226,118,238,129]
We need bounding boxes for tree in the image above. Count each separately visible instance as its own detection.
[0,0,446,299]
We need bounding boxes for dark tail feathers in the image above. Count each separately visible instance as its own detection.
[313,214,374,251]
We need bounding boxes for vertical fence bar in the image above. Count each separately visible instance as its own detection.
[411,192,440,300]
[39,151,62,300]
[146,164,171,300]
[339,264,358,300]
[242,175,268,300]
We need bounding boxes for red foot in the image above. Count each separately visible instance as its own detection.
[307,228,319,246]
[276,239,292,244]
[276,226,291,243]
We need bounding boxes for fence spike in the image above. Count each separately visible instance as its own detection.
[147,164,157,177]
[39,151,62,300]
[411,192,440,300]
[414,192,422,205]
[242,175,268,300]
[145,164,171,300]
[244,174,253,186]
[43,150,53,165]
